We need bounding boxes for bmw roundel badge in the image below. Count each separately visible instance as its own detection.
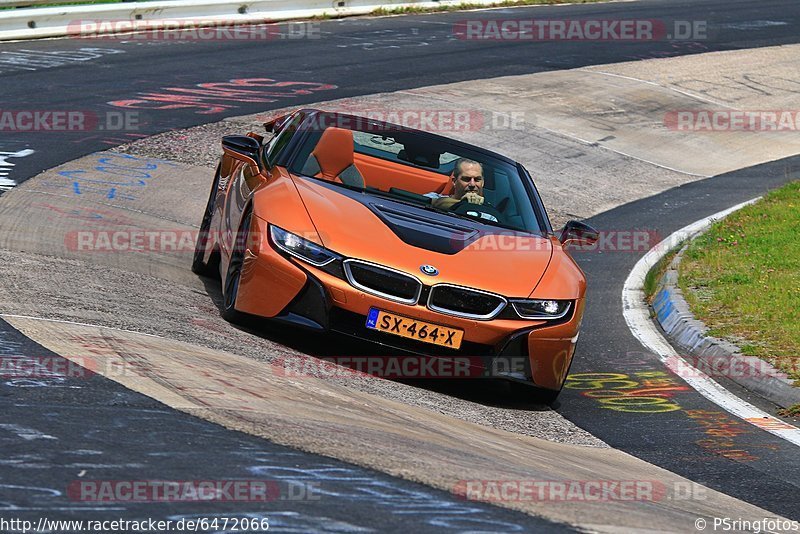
[420,264,439,276]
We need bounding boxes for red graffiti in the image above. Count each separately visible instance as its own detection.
[685,410,760,461]
[108,78,338,114]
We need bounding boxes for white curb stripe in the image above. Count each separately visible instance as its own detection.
[622,198,800,447]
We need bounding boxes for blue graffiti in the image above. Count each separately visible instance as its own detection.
[52,153,176,201]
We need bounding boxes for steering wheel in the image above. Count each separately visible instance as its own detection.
[451,199,505,224]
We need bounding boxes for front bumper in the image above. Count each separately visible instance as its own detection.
[235,242,584,391]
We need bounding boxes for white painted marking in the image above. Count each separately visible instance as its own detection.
[0,484,60,495]
[718,20,789,30]
[583,70,739,108]
[622,198,800,447]
[67,463,145,468]
[0,48,124,74]
[0,148,34,166]
[69,449,104,456]
[0,313,160,338]
[0,148,34,193]
[0,424,57,441]
[0,178,17,191]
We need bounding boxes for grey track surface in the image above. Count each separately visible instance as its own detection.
[0,324,568,533]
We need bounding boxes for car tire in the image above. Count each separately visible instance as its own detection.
[507,381,562,406]
[221,208,252,322]
[532,386,561,405]
[192,164,221,276]
[528,345,578,406]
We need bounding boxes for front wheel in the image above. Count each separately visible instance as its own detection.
[192,164,222,276]
[507,381,562,406]
[523,344,578,406]
[221,209,252,322]
[532,386,561,405]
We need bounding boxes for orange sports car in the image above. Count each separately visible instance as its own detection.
[193,109,597,402]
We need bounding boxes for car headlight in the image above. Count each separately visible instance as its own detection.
[510,299,572,320]
[269,225,338,266]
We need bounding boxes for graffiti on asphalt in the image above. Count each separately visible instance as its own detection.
[245,452,528,532]
[107,78,337,114]
[40,153,176,201]
[0,48,123,74]
[685,410,766,462]
[565,371,688,413]
[0,332,75,389]
[333,27,457,51]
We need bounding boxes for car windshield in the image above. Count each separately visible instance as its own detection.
[287,113,544,234]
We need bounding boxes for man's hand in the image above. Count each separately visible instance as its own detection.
[462,192,484,205]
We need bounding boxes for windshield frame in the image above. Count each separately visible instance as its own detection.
[282,110,552,235]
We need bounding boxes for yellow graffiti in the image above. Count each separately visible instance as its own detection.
[565,372,686,413]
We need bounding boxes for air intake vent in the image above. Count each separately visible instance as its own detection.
[428,284,506,320]
[343,260,422,305]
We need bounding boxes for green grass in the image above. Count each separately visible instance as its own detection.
[679,181,800,384]
[308,0,611,19]
[779,404,800,418]
[644,247,679,302]
[371,0,608,16]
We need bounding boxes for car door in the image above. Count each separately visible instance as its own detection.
[221,112,307,258]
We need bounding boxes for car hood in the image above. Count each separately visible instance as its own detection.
[293,177,553,298]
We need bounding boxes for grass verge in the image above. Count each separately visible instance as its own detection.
[370,0,609,16]
[778,404,800,418]
[644,247,680,303]
[678,181,800,385]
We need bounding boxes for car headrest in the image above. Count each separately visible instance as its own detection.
[437,176,455,195]
[312,127,356,180]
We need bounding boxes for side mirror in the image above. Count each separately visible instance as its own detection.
[263,119,278,134]
[263,114,290,134]
[222,135,261,169]
[559,220,599,248]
